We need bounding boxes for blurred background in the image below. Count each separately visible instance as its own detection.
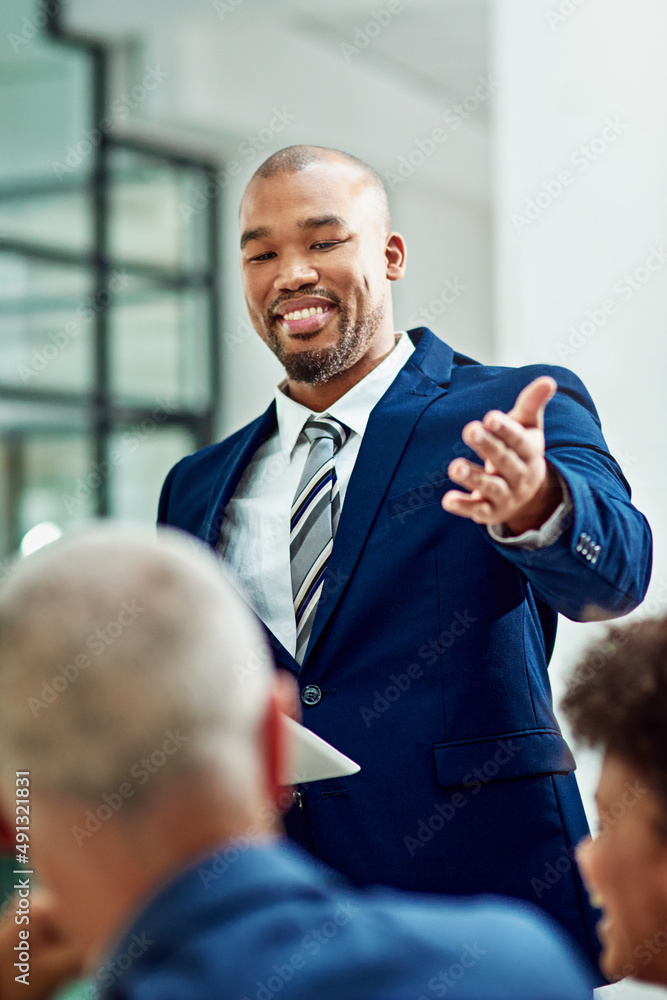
[0,1,665,996]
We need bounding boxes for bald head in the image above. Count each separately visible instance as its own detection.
[246,144,391,232]
[0,525,272,805]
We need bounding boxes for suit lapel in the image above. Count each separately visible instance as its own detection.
[266,630,299,674]
[202,401,277,547]
[201,400,301,675]
[301,329,453,666]
[204,329,455,675]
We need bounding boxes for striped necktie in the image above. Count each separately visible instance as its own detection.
[290,414,350,664]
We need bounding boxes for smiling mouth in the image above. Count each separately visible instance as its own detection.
[275,303,338,337]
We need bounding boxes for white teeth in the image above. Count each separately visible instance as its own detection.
[282,304,330,322]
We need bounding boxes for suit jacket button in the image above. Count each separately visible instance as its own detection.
[301,684,322,706]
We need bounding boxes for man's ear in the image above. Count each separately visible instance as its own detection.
[386,232,407,281]
[263,670,299,811]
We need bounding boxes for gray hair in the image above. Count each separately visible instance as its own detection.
[0,525,272,806]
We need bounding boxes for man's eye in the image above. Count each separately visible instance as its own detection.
[312,241,341,250]
[250,252,275,262]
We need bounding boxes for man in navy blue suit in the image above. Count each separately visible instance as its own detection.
[0,527,593,999]
[157,145,652,974]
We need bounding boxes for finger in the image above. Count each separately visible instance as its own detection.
[480,411,539,464]
[461,422,527,482]
[442,489,495,522]
[450,463,511,507]
[507,376,557,430]
[446,457,511,505]
[448,456,482,486]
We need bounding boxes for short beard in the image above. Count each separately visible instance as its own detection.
[267,300,385,385]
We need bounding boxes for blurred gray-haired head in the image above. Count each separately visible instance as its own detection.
[0,524,273,806]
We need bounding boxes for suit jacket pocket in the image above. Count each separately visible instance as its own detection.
[388,478,454,519]
[433,729,576,788]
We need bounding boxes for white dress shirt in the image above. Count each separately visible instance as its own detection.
[218,332,414,654]
[218,331,571,655]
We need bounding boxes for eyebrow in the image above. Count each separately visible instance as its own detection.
[240,226,271,251]
[240,215,350,251]
[299,214,349,231]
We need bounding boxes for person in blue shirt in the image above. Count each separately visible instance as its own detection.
[0,526,593,999]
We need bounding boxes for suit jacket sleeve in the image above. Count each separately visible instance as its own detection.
[481,365,652,622]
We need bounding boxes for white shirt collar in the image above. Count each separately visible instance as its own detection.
[275,331,416,462]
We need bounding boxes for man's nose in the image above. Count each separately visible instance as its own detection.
[274,257,318,292]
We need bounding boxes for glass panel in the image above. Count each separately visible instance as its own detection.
[109,148,210,270]
[110,423,196,523]
[0,436,12,564]
[0,398,89,432]
[0,404,93,559]
[0,186,93,255]
[0,0,215,562]
[0,0,93,253]
[22,431,94,530]
[110,281,210,409]
[0,255,93,393]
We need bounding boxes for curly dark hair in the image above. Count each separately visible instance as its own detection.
[561,616,667,822]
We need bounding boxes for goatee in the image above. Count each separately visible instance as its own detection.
[267,301,385,385]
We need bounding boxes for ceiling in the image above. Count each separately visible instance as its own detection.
[59,0,491,202]
[66,0,489,105]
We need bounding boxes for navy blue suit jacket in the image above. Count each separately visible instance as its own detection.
[158,328,652,971]
[98,840,594,999]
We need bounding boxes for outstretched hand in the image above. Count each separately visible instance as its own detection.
[442,376,562,534]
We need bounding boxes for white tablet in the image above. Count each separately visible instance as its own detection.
[281,715,361,785]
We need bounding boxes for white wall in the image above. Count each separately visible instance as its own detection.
[493,4,667,997]
[391,183,492,364]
